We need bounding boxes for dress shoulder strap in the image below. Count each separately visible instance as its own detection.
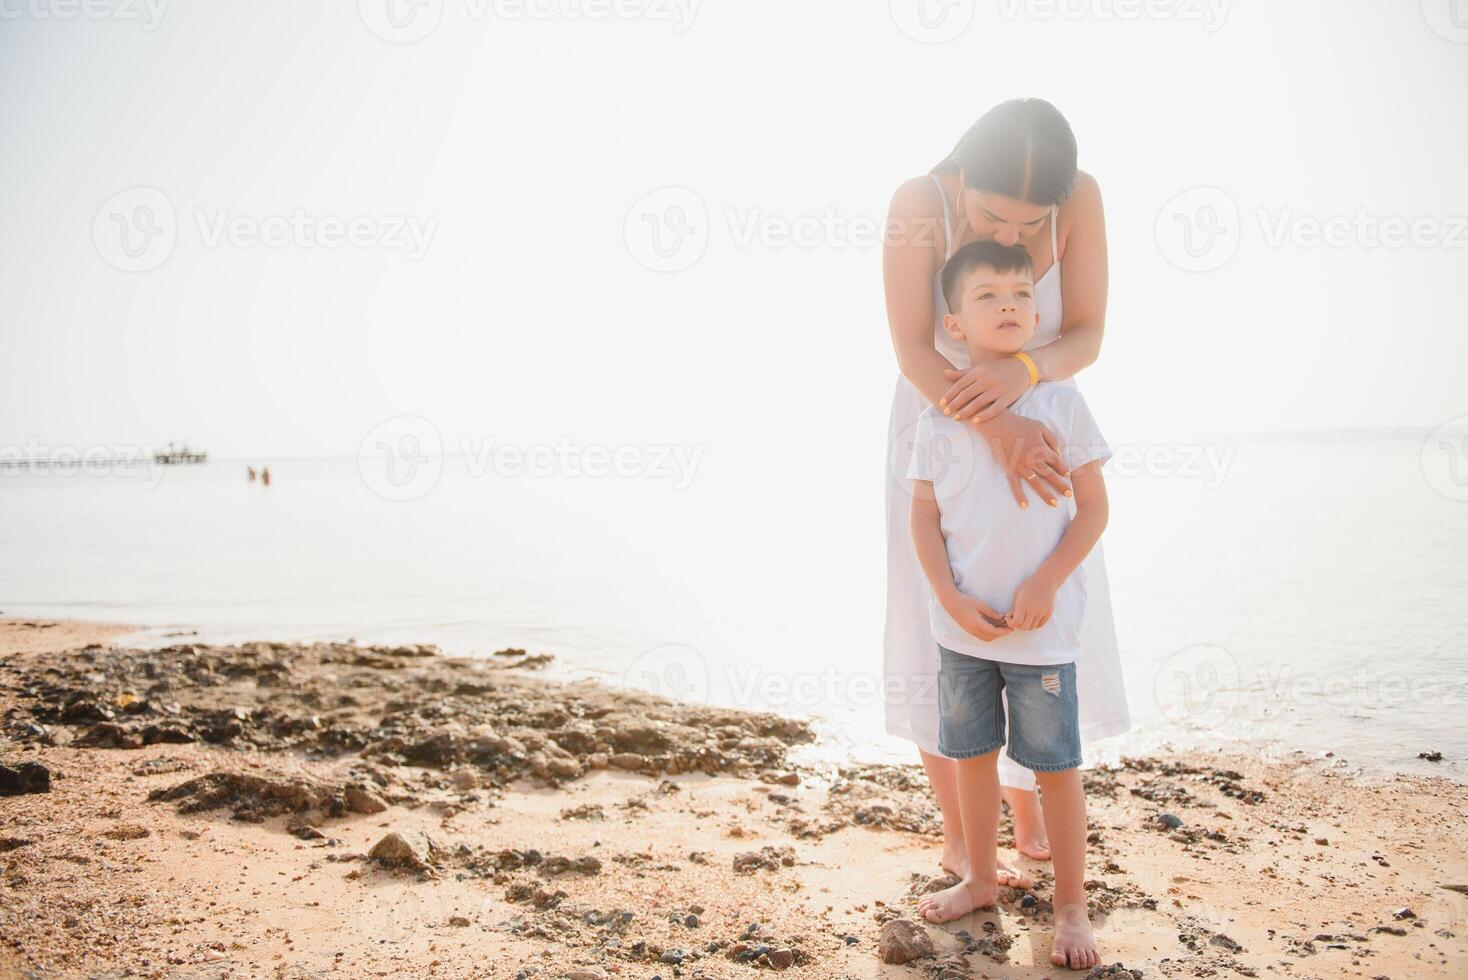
[930,173,957,260]
[1049,204,1060,264]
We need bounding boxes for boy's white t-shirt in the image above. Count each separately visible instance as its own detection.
[905,383,1112,666]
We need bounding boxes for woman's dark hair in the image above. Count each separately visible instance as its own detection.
[935,98,1078,206]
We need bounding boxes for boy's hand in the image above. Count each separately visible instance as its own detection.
[1006,574,1058,631]
[941,592,1013,642]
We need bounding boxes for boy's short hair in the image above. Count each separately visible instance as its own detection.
[940,240,1034,313]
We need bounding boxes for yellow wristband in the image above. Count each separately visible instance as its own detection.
[1012,351,1039,387]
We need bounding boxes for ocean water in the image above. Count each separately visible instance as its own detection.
[2,430,1465,780]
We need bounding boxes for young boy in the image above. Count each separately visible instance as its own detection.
[907,239,1109,971]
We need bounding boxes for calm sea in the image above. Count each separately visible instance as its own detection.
[3,430,1465,780]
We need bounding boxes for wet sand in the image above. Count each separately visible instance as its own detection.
[1,618,1465,979]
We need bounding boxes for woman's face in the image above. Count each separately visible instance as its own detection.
[959,181,1053,248]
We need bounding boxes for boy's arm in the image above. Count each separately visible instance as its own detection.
[1007,460,1108,630]
[910,481,1012,641]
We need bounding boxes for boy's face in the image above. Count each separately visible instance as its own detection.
[943,264,1039,357]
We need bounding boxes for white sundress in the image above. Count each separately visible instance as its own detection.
[883,173,1131,790]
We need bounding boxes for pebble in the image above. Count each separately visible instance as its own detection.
[877,919,933,964]
[368,830,439,872]
[0,761,51,796]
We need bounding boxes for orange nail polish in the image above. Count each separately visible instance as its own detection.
[1019,500,1028,510]
[1048,498,1058,507]
[1063,490,1072,497]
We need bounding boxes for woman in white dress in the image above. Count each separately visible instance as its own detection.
[882,99,1130,882]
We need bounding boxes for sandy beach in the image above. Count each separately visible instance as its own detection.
[1,618,1465,980]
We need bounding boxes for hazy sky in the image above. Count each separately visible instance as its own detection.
[2,0,1465,463]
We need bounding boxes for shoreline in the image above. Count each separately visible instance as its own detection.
[2,617,1466,978]
[7,609,1455,788]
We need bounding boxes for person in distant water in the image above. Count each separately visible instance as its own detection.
[907,239,1110,969]
[247,466,257,482]
[260,467,271,486]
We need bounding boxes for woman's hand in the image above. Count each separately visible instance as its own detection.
[975,411,1072,509]
[940,356,1031,423]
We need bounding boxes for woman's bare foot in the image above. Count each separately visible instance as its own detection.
[938,839,1033,888]
[938,850,1033,889]
[917,876,998,924]
[1002,787,1052,861]
[939,838,968,879]
[1050,909,1100,970]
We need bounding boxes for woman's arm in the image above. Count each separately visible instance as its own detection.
[1029,172,1108,385]
[882,177,962,406]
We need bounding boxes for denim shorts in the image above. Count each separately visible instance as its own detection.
[936,645,1082,772]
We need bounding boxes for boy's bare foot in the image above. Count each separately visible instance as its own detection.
[917,876,998,924]
[1050,910,1100,970]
